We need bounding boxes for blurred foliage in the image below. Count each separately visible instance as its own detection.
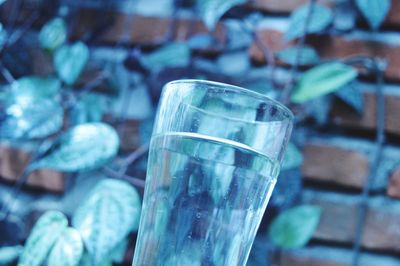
[0,0,392,264]
[292,62,358,103]
[268,205,322,248]
[31,123,119,172]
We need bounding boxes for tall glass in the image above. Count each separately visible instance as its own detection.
[132,80,293,266]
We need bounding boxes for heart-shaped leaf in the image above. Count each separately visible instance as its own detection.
[281,143,303,170]
[18,211,68,266]
[285,3,333,40]
[268,205,322,248]
[32,123,119,172]
[141,42,190,71]
[335,84,364,113]
[291,62,358,103]
[277,45,320,66]
[39,17,67,52]
[48,228,84,266]
[11,76,60,105]
[197,0,246,30]
[1,99,63,139]
[356,0,390,30]
[72,179,141,265]
[54,42,89,85]
[0,245,23,265]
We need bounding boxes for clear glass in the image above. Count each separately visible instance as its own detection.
[132,80,293,266]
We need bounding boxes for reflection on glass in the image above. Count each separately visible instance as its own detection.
[132,80,293,266]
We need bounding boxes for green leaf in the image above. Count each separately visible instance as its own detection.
[71,93,105,125]
[285,3,333,40]
[281,143,303,170]
[32,123,119,171]
[72,179,141,265]
[54,42,89,85]
[39,17,67,51]
[291,62,358,103]
[268,205,322,248]
[1,99,63,139]
[356,0,390,30]
[277,45,320,66]
[141,42,190,71]
[197,0,246,30]
[78,252,112,266]
[18,211,68,266]
[47,228,83,266]
[335,84,364,113]
[0,246,23,265]
[11,76,60,105]
[108,238,128,263]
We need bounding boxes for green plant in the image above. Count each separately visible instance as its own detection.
[0,0,392,265]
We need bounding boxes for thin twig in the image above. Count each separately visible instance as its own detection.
[75,71,110,98]
[116,143,149,176]
[0,62,16,83]
[280,0,317,104]
[4,11,39,48]
[6,0,22,32]
[351,58,386,266]
[122,143,149,167]
[102,166,146,189]
[0,138,55,220]
[238,17,278,87]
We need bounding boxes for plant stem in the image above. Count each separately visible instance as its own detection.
[122,143,149,167]
[0,62,15,83]
[280,0,317,105]
[0,137,55,221]
[351,58,386,266]
[102,166,146,189]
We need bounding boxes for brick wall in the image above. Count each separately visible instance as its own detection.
[1,0,400,265]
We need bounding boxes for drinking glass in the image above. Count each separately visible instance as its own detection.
[132,80,293,266]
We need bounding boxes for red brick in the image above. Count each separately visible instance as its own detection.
[303,191,400,252]
[302,144,369,188]
[70,8,226,52]
[279,246,400,266]
[384,0,400,28]
[387,167,400,198]
[250,29,400,81]
[281,254,345,266]
[249,0,331,13]
[249,0,400,28]
[308,36,400,82]
[103,116,141,152]
[331,92,400,136]
[0,145,64,192]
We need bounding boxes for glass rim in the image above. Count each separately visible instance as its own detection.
[166,79,294,122]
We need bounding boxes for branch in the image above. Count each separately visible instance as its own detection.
[102,166,146,189]
[122,143,149,167]
[0,62,16,83]
[351,58,386,266]
[240,19,277,87]
[280,0,317,105]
